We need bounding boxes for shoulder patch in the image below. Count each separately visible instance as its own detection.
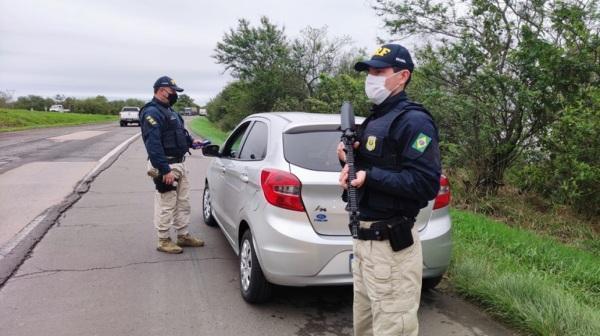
[145,115,157,126]
[411,133,432,153]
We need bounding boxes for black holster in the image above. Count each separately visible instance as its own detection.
[153,176,177,193]
[380,217,415,252]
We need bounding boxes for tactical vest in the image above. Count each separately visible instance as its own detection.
[140,101,191,158]
[356,100,433,217]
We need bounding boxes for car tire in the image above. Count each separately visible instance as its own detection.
[422,275,443,290]
[202,184,217,227]
[239,230,272,304]
[119,121,125,127]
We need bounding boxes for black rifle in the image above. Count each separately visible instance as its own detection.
[340,101,360,238]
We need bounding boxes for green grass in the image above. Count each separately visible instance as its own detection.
[188,116,229,145]
[0,108,116,132]
[450,209,600,335]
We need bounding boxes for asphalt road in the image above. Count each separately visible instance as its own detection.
[0,122,140,247]
[0,134,517,336]
[0,122,138,175]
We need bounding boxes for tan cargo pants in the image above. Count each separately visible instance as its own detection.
[352,221,422,336]
[147,161,190,239]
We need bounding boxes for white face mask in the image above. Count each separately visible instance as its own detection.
[364,74,392,105]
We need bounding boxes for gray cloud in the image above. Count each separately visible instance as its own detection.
[0,0,385,104]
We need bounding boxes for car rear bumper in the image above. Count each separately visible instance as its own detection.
[420,207,452,277]
[249,205,352,286]
[249,205,452,287]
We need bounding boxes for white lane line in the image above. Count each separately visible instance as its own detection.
[80,132,141,182]
[49,131,108,142]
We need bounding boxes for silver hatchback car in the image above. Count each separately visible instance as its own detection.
[201,112,452,303]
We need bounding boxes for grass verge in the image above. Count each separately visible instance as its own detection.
[0,109,116,132]
[188,116,229,145]
[450,209,600,335]
[448,171,599,256]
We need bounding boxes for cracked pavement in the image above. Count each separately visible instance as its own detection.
[0,138,517,336]
[11,257,237,281]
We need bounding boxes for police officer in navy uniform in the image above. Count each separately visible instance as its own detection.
[140,76,205,254]
[338,44,441,336]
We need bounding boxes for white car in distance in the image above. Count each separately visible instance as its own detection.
[49,104,70,113]
[119,106,140,127]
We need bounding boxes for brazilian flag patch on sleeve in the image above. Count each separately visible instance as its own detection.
[411,133,432,153]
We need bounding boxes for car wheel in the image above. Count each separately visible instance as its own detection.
[422,275,443,290]
[119,121,125,127]
[202,184,217,227]
[239,230,272,303]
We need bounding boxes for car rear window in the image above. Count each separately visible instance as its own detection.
[283,131,342,172]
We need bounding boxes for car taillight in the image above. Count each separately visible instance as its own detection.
[433,175,451,210]
[260,169,305,212]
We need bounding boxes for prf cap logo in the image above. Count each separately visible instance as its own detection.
[170,79,176,85]
[366,136,377,151]
[373,47,391,57]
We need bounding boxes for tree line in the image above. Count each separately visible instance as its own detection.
[208,19,372,130]
[208,0,599,216]
[0,92,198,115]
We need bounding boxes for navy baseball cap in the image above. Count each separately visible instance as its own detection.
[354,44,414,72]
[153,76,184,92]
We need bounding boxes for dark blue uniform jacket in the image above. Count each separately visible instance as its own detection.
[139,98,193,175]
[348,91,441,220]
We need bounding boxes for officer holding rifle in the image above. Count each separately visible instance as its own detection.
[338,44,441,336]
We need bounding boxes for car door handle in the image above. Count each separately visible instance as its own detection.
[239,173,249,183]
[218,165,226,173]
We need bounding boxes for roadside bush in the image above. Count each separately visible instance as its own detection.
[6,94,146,115]
[375,0,600,198]
[209,17,363,132]
[305,74,370,116]
[513,88,600,217]
[206,81,254,130]
[0,90,13,108]
[13,95,55,111]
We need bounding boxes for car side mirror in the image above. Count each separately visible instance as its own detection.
[202,144,221,157]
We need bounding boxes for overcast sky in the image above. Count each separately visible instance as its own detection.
[0,0,397,105]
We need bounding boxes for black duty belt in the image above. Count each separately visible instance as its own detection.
[356,216,415,241]
[167,157,184,164]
